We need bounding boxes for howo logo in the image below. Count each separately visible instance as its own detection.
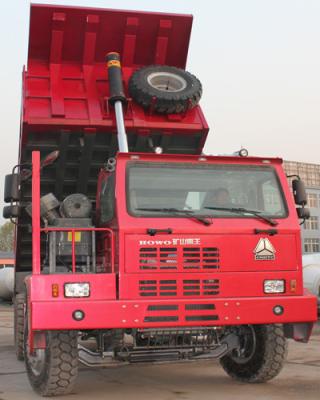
[139,238,201,246]
[254,238,276,260]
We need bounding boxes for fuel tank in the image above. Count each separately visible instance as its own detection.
[0,265,14,301]
[0,252,14,301]
[302,253,320,306]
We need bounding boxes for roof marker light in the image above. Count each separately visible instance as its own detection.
[155,147,163,154]
[239,148,249,157]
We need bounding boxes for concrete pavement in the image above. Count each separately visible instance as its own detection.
[0,303,319,400]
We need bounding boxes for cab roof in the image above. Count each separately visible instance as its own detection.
[116,152,284,165]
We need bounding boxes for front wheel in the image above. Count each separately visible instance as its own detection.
[24,308,79,396]
[220,324,288,383]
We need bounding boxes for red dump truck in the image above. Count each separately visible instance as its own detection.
[3,4,317,396]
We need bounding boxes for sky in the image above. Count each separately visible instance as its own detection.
[0,0,319,212]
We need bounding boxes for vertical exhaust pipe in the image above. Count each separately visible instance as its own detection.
[106,52,129,153]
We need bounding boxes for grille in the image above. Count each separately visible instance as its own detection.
[139,280,177,297]
[139,246,219,271]
[183,279,219,296]
[143,303,219,324]
[139,279,220,298]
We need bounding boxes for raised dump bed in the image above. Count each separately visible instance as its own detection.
[16,4,209,277]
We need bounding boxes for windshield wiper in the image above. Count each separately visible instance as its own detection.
[204,206,278,226]
[136,207,212,226]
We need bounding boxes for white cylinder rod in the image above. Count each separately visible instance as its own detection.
[114,101,129,153]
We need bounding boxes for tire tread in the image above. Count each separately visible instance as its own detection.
[129,65,202,114]
[14,293,26,361]
[220,324,288,383]
[25,330,78,396]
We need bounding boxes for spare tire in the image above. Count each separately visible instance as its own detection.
[128,65,202,114]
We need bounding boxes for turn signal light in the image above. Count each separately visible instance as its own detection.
[52,283,59,297]
[290,279,297,293]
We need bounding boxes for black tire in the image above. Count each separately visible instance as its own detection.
[129,65,202,114]
[24,309,78,397]
[14,293,26,361]
[220,324,288,383]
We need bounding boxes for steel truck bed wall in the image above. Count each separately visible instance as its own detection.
[16,5,209,280]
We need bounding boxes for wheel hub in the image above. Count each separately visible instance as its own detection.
[147,72,187,92]
[230,325,257,364]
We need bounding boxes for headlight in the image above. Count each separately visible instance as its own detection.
[64,283,90,298]
[264,280,285,294]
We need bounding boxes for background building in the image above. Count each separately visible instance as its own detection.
[284,161,320,254]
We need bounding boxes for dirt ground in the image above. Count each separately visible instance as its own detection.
[0,302,319,400]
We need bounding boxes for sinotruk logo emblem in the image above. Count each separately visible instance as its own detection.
[254,238,276,260]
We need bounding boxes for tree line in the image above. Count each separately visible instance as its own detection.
[0,222,14,252]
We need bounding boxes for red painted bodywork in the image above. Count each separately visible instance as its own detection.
[0,258,14,265]
[26,151,317,335]
[22,4,208,152]
[20,5,317,345]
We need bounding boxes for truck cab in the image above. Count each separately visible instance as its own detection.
[95,152,312,321]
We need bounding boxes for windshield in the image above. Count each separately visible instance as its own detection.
[127,162,287,218]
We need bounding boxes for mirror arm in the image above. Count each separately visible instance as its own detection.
[10,216,18,226]
[286,174,300,180]
[11,163,31,176]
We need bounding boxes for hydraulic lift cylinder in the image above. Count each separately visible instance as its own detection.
[106,52,128,153]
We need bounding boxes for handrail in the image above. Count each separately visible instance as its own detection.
[32,151,41,275]
[31,150,115,275]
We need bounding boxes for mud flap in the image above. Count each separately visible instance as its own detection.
[283,322,314,343]
[33,332,46,350]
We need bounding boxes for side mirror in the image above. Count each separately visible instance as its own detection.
[41,150,60,168]
[297,207,310,220]
[292,178,310,224]
[3,205,21,219]
[292,179,307,206]
[4,173,20,203]
[18,151,61,183]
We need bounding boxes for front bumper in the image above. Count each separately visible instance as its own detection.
[30,292,317,330]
